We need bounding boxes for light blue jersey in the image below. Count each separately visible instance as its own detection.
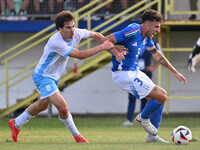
[112,23,154,72]
[32,28,90,99]
[34,28,90,80]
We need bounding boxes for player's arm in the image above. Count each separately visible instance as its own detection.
[90,32,128,62]
[147,46,187,85]
[89,31,107,43]
[145,61,160,72]
[69,40,113,59]
[106,34,128,62]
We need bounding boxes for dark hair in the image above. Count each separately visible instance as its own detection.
[55,11,75,30]
[141,9,163,23]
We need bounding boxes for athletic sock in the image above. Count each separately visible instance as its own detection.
[127,93,137,122]
[148,105,164,136]
[15,109,35,129]
[58,112,80,137]
[141,99,164,119]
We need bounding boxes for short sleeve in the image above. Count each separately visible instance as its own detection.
[113,27,128,43]
[75,28,90,39]
[51,41,73,58]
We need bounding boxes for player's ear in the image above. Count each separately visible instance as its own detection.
[146,22,150,28]
[58,27,62,31]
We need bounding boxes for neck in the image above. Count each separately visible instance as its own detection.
[140,24,146,38]
[60,31,71,42]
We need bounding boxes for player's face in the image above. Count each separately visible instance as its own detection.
[59,20,75,41]
[146,20,161,39]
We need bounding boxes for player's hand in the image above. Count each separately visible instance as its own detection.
[116,51,128,62]
[173,71,187,85]
[114,45,128,53]
[101,40,114,50]
[113,45,128,62]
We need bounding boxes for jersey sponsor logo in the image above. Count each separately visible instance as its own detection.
[125,28,139,37]
[132,42,137,46]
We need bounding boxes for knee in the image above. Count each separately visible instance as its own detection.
[36,100,49,112]
[160,89,167,103]
[60,107,69,118]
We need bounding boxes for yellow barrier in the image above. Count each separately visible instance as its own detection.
[158,20,200,115]
[165,0,200,19]
[1,0,199,116]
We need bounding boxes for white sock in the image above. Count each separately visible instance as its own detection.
[58,112,80,137]
[15,109,35,129]
[148,133,157,137]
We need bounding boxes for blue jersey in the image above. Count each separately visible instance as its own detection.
[111,23,154,72]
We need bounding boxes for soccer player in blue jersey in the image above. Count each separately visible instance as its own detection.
[106,9,187,142]
[8,11,127,143]
[122,41,170,143]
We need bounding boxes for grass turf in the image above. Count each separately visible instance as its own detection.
[0,117,199,150]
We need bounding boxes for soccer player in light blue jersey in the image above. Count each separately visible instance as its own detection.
[8,11,127,143]
[106,9,187,143]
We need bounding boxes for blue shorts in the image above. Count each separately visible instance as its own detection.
[32,72,59,99]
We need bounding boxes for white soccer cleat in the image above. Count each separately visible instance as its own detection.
[135,113,158,135]
[146,135,170,143]
[121,120,134,127]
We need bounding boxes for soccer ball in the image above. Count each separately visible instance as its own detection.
[171,125,192,145]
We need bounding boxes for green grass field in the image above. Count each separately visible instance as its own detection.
[0,117,199,150]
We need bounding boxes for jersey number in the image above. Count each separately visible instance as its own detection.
[134,78,143,86]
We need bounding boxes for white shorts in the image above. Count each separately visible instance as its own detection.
[112,69,155,100]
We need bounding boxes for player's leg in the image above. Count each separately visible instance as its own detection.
[112,70,163,135]
[8,97,50,142]
[137,85,166,123]
[140,98,147,111]
[188,37,200,73]
[149,104,164,130]
[146,103,169,143]
[142,86,169,143]
[122,93,136,126]
[49,92,89,143]
[135,84,167,135]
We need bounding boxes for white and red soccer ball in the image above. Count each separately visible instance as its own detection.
[171,125,192,145]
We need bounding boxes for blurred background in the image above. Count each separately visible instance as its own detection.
[0,0,200,118]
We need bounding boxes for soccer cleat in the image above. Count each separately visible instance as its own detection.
[135,113,158,135]
[121,120,134,127]
[146,135,170,143]
[74,134,89,143]
[8,119,20,142]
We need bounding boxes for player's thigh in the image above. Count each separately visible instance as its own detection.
[146,85,167,103]
[49,91,68,112]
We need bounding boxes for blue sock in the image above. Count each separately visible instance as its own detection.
[148,105,164,137]
[127,93,137,122]
[141,99,164,119]
[150,105,164,129]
